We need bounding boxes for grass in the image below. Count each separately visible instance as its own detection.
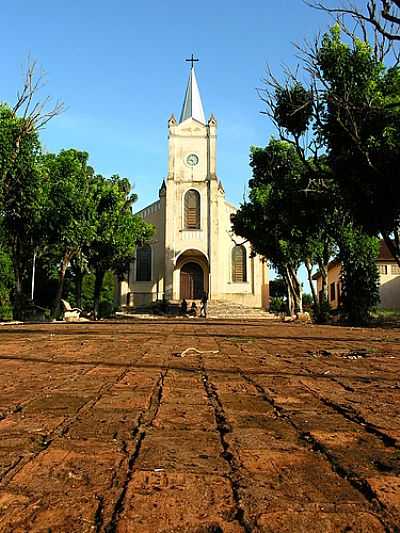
[370,308,400,326]
[372,308,400,319]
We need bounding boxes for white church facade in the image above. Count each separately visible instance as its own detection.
[118,64,269,308]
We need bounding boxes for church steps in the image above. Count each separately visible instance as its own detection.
[121,300,276,320]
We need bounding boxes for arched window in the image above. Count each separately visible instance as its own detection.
[184,189,200,229]
[232,245,247,283]
[136,244,152,281]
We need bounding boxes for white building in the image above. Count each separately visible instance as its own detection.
[118,64,269,308]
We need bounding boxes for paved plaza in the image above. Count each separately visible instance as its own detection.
[0,320,399,532]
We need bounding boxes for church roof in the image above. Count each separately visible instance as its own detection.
[179,66,206,124]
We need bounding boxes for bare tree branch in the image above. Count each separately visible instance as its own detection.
[304,0,400,41]
[12,59,65,134]
[2,59,65,180]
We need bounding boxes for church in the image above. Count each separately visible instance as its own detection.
[119,61,269,309]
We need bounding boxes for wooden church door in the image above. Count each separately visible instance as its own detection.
[180,262,204,299]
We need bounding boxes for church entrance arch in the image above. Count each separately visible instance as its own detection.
[175,249,209,301]
[180,262,204,300]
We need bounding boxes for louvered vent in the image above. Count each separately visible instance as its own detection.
[232,245,247,282]
[184,189,200,229]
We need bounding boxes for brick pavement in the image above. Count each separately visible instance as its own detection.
[0,320,399,532]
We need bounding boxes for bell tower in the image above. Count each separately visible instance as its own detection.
[166,61,216,185]
[119,56,268,309]
[163,57,219,300]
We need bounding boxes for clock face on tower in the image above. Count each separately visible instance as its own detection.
[185,153,199,167]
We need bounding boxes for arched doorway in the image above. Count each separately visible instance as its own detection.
[180,262,204,299]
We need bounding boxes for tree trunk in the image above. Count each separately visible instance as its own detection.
[287,287,294,316]
[282,268,293,315]
[310,257,331,323]
[283,271,295,316]
[284,266,302,315]
[287,265,303,313]
[12,236,25,321]
[75,270,84,309]
[13,266,24,320]
[31,248,37,301]
[54,253,70,319]
[93,269,105,321]
[305,258,318,309]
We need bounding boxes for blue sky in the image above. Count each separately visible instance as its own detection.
[1,0,332,210]
[1,1,333,286]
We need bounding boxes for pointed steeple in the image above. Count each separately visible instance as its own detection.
[179,66,206,124]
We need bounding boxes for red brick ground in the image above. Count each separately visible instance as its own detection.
[0,319,399,532]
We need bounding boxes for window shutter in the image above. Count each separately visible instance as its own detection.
[232,245,247,282]
[184,190,200,229]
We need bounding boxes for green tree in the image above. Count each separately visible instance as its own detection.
[269,277,287,298]
[258,27,388,324]
[233,140,336,319]
[264,78,341,318]
[0,62,63,319]
[0,104,46,318]
[0,238,14,320]
[315,26,400,264]
[42,149,97,317]
[85,175,153,319]
[233,141,307,315]
[233,200,302,315]
[69,253,90,309]
[269,25,400,265]
[338,227,380,324]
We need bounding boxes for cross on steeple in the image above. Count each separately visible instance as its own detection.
[185,54,199,69]
[180,55,205,124]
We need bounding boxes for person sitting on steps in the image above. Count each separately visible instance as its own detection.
[160,296,168,314]
[181,299,188,315]
[189,301,198,317]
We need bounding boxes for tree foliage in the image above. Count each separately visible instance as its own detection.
[274,83,314,138]
[0,104,46,318]
[0,62,152,320]
[338,227,380,324]
[317,26,400,257]
[85,174,154,319]
[0,240,14,319]
[235,20,392,324]
[41,149,97,316]
[233,138,340,319]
